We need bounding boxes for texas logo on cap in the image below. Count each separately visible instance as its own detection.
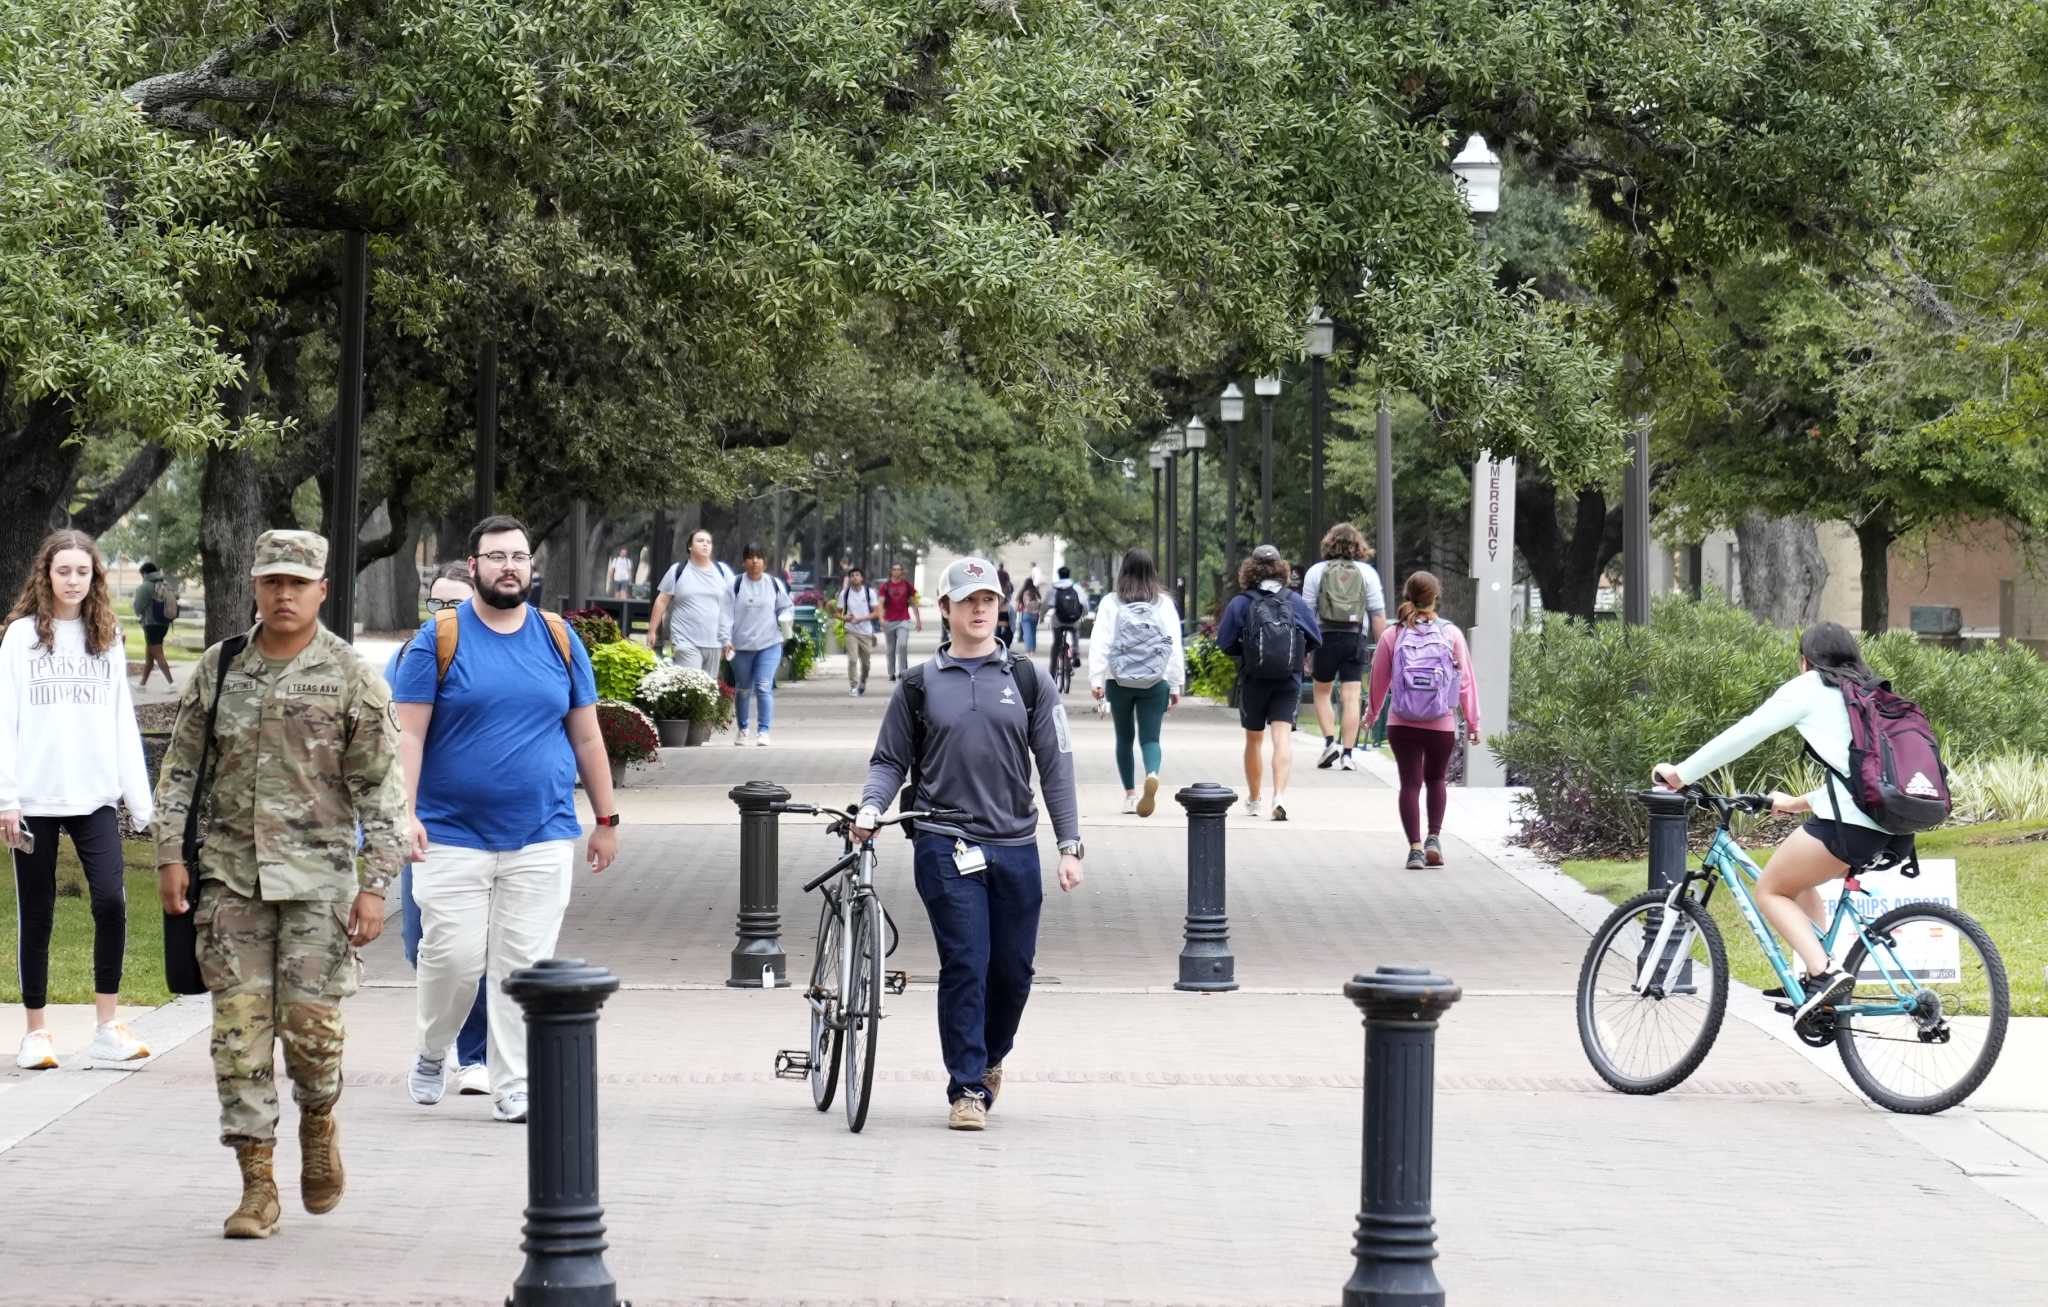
[944,557,1003,602]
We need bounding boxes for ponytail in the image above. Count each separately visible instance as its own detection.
[1396,570,1441,628]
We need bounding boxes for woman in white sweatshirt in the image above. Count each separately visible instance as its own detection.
[1087,549,1185,816]
[1,530,155,1069]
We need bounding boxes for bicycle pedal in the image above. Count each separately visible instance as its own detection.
[885,970,909,995]
[773,1050,812,1079]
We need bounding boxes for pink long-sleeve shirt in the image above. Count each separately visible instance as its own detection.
[1368,618,1480,735]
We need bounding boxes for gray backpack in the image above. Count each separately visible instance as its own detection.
[1106,600,1173,688]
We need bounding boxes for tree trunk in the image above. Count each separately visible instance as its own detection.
[1732,514,1827,627]
[1513,473,1620,622]
[199,444,269,644]
[0,397,87,604]
[1855,508,1896,635]
[356,503,422,631]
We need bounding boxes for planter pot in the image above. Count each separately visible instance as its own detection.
[609,759,628,790]
[686,718,716,747]
[656,718,693,747]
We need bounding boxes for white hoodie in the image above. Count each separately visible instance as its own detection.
[0,616,154,828]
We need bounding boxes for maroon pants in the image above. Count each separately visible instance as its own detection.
[1387,725,1457,845]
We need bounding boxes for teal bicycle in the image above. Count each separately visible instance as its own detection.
[1576,785,2009,1115]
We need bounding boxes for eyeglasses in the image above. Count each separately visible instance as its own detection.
[425,597,464,612]
[476,551,532,566]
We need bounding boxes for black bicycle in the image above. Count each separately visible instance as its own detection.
[772,802,967,1132]
[1047,625,1078,693]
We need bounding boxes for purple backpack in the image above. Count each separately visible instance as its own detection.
[1390,621,1459,720]
[1813,673,1951,835]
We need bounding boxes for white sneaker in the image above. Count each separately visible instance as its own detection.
[1270,796,1289,822]
[1122,793,1137,814]
[732,728,748,746]
[1244,799,1262,819]
[1340,751,1357,772]
[15,1029,57,1070]
[455,1063,490,1096]
[1317,741,1342,769]
[409,1054,447,1105]
[494,1091,529,1123]
[755,732,771,747]
[85,1021,149,1066]
[849,687,861,698]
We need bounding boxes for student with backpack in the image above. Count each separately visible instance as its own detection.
[1650,621,1948,1026]
[1215,545,1321,821]
[1087,549,1184,816]
[1301,523,1388,773]
[730,544,794,745]
[646,528,734,673]
[1367,572,1479,869]
[833,567,881,696]
[132,560,178,689]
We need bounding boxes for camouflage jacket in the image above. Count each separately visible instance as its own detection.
[153,623,406,901]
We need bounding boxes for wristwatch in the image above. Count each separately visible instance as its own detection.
[1057,839,1084,860]
[593,812,621,828]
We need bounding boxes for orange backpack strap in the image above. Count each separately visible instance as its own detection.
[538,610,575,677]
[433,606,575,685]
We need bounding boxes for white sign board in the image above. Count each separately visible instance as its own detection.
[1817,858,1960,983]
[1465,453,1515,787]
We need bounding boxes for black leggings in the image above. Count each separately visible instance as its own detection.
[12,807,127,1007]
[1387,725,1457,845]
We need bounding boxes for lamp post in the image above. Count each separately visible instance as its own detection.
[1306,309,1334,562]
[1452,132,1512,788]
[1184,415,1207,624]
[1162,423,1185,617]
[1149,446,1168,561]
[1255,374,1281,544]
[1220,384,1245,578]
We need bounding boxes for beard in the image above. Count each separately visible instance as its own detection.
[479,578,526,610]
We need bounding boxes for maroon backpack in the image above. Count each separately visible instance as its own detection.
[1809,672,1951,835]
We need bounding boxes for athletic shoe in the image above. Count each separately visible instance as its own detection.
[1340,751,1357,772]
[15,1030,57,1070]
[849,687,861,698]
[947,1095,988,1131]
[408,1054,447,1105]
[1270,797,1288,822]
[1405,847,1427,870]
[732,729,748,747]
[1244,799,1262,819]
[857,685,867,696]
[983,1063,1003,1108]
[1122,794,1137,814]
[493,1091,530,1124]
[455,1063,490,1096]
[1136,773,1159,818]
[1793,971,1855,1025]
[86,1021,150,1066]
[755,732,771,747]
[1424,836,1444,867]
[1317,740,1341,769]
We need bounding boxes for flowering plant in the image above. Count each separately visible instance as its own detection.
[564,607,622,648]
[633,660,701,720]
[595,700,659,765]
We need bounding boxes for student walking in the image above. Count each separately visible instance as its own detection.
[394,516,622,1124]
[877,562,922,681]
[854,557,1082,1132]
[834,567,880,696]
[132,560,177,688]
[1367,572,1479,869]
[1302,524,1387,772]
[607,548,634,598]
[1015,577,1043,653]
[730,545,794,746]
[1087,549,1184,816]
[3,530,155,1070]
[152,530,409,1238]
[647,529,734,672]
[1216,545,1321,821]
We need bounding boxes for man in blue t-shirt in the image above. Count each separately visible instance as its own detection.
[391,515,622,1124]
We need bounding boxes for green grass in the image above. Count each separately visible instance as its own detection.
[1562,822,2048,1017]
[0,838,173,1006]
[123,624,199,663]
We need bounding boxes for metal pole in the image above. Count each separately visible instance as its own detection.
[1259,396,1276,545]
[1310,354,1326,563]
[1224,419,1240,582]
[1375,392,1395,602]
[476,339,498,522]
[502,959,627,1307]
[323,230,367,642]
[1151,464,1161,561]
[1623,421,1650,625]
[1164,452,1179,621]
[1187,446,1201,624]
[728,781,790,987]
[1686,541,1704,601]
[1341,966,1461,1307]
[565,501,588,613]
[1173,782,1238,991]
[1638,789,1696,992]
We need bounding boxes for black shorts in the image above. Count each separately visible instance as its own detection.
[1802,817,1913,870]
[1238,675,1301,731]
[1311,628,1366,684]
[142,624,170,646]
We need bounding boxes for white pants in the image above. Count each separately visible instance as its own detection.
[414,839,574,1102]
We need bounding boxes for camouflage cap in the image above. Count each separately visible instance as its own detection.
[251,529,329,580]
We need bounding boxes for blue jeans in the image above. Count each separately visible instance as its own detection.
[911,834,1044,1103]
[401,867,488,1067]
[1018,612,1039,652]
[729,643,783,731]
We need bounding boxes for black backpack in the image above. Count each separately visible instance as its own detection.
[1052,585,1084,623]
[896,656,1041,837]
[1243,589,1304,680]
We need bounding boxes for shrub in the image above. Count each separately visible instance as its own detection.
[595,701,659,766]
[589,640,658,703]
[633,661,698,720]
[1863,633,2048,762]
[784,628,816,681]
[1949,753,2048,824]
[564,607,622,649]
[1184,635,1237,700]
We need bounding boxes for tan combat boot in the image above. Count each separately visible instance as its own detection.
[224,1143,281,1239]
[299,1107,344,1214]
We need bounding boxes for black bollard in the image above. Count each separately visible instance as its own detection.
[1341,966,1462,1307]
[503,959,627,1307]
[1637,788,1696,992]
[727,781,790,988]
[1174,782,1238,992]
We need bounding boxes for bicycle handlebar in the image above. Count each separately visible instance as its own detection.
[1651,784,1773,819]
[771,801,971,830]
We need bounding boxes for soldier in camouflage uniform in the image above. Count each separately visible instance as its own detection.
[153,530,408,1239]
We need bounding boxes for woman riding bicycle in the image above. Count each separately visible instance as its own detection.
[1650,622,1911,1026]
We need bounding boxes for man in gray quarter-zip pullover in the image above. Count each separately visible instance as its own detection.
[853,556,1083,1132]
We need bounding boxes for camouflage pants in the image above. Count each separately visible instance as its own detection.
[196,882,362,1147]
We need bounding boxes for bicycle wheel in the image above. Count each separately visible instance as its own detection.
[808,897,842,1112]
[1576,888,1729,1094]
[842,895,884,1133]
[1836,901,2009,1114]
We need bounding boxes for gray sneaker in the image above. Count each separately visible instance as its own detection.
[1424,835,1444,866]
[1404,847,1427,870]
[493,1091,529,1123]
[408,1054,447,1106]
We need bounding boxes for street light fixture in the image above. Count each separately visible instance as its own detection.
[1219,384,1245,579]
[1254,374,1281,544]
[1450,134,1502,217]
[1305,308,1334,562]
[1184,416,1207,621]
